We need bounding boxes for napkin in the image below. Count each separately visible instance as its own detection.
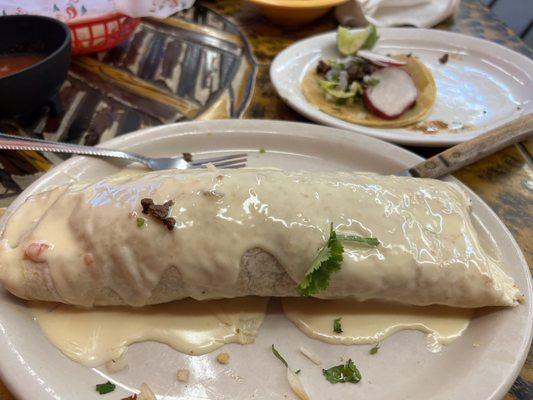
[335,0,461,28]
[0,0,196,22]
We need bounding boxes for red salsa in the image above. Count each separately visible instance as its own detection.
[0,54,45,78]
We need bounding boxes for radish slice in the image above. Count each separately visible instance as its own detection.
[363,67,418,119]
[357,50,406,67]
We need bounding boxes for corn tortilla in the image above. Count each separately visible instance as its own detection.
[301,55,436,128]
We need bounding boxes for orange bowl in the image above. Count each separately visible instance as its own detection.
[245,0,349,26]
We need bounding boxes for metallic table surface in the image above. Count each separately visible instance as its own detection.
[0,0,531,398]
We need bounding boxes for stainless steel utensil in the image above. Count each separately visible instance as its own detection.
[0,133,247,170]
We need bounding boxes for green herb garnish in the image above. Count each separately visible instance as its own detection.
[271,344,288,368]
[136,217,146,228]
[297,224,343,296]
[365,78,380,87]
[295,369,301,374]
[369,343,380,355]
[259,148,266,154]
[297,224,379,296]
[323,359,362,384]
[96,381,116,395]
[319,79,361,100]
[333,317,343,334]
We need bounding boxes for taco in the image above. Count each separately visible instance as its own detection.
[301,26,436,128]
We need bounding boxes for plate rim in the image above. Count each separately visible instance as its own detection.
[270,27,533,146]
[0,119,531,400]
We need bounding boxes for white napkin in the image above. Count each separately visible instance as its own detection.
[0,0,196,22]
[335,0,461,28]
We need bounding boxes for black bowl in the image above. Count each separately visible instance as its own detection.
[0,15,71,118]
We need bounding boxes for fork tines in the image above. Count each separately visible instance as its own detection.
[191,153,248,169]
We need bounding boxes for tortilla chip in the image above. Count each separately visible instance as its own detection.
[301,55,436,128]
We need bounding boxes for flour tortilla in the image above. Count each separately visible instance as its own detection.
[301,55,436,128]
[0,168,522,308]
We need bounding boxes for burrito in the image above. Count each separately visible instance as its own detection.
[0,168,522,308]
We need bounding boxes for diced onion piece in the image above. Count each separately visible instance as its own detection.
[138,383,156,400]
[287,368,311,400]
[105,356,128,374]
[299,347,322,365]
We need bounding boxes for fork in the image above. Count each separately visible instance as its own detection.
[0,132,247,170]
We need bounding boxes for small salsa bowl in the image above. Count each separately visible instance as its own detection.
[245,0,349,26]
[0,15,71,118]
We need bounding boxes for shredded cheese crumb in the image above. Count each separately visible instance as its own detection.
[138,383,156,400]
[216,352,230,364]
[299,347,321,365]
[105,356,128,374]
[177,368,190,382]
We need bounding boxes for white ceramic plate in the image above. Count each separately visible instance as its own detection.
[0,120,531,400]
[270,28,533,146]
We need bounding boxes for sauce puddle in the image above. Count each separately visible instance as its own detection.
[282,298,472,352]
[0,54,46,78]
[31,296,473,367]
[31,297,269,367]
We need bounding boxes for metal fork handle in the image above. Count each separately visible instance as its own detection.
[0,132,149,166]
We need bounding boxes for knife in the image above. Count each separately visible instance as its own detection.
[397,113,533,178]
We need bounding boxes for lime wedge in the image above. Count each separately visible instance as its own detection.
[336,25,378,56]
[337,26,370,56]
[362,24,379,49]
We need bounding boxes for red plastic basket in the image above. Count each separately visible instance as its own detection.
[68,13,141,55]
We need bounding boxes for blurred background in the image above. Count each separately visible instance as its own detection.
[483,0,533,46]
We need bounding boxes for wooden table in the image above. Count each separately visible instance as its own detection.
[0,0,531,398]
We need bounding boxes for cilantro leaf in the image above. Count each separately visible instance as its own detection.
[333,317,343,334]
[369,343,380,355]
[297,224,343,296]
[271,344,288,368]
[96,381,116,395]
[323,359,362,384]
[297,224,379,296]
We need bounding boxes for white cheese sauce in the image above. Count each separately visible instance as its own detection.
[32,295,472,368]
[30,297,269,367]
[282,298,472,352]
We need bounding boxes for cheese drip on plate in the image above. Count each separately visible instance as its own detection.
[282,298,473,352]
[30,297,269,367]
